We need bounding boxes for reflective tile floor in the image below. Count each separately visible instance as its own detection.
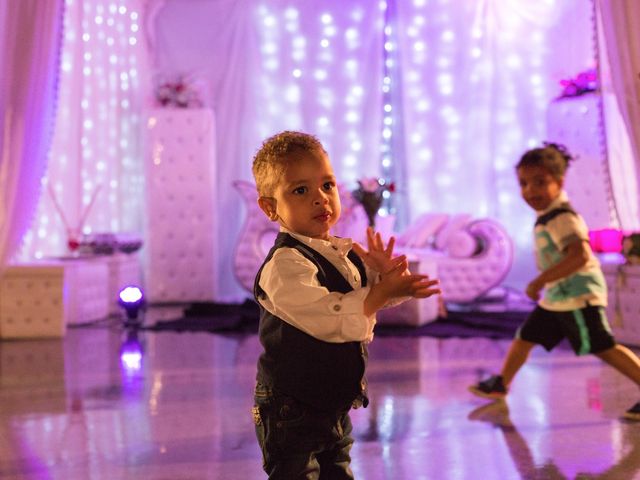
[2,307,640,480]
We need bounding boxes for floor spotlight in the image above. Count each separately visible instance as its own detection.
[118,285,145,324]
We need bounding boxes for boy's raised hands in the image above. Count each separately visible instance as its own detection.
[352,227,404,275]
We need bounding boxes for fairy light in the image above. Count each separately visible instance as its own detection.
[378,0,405,223]
[253,3,385,188]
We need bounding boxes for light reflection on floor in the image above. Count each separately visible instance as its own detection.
[1,306,640,480]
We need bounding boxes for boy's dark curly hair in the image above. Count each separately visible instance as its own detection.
[516,142,575,181]
[252,131,327,196]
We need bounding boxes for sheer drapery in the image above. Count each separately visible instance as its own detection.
[0,0,63,273]
[597,0,640,229]
[18,0,150,260]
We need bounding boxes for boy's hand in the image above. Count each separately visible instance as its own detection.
[525,279,543,301]
[352,227,403,274]
[380,262,440,298]
[363,261,441,316]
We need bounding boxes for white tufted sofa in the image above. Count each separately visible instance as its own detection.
[394,213,514,303]
[232,180,513,304]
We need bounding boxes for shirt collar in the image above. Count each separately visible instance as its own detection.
[281,227,353,257]
[536,190,569,217]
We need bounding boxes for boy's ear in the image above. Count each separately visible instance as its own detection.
[258,196,278,221]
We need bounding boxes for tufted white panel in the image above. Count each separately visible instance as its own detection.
[546,94,615,229]
[144,109,217,303]
[603,262,640,347]
[0,259,109,338]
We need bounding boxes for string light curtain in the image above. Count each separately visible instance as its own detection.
[251,1,386,186]
[394,0,595,282]
[19,0,150,260]
[20,0,599,299]
[152,0,385,301]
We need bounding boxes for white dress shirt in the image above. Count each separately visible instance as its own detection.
[257,228,379,343]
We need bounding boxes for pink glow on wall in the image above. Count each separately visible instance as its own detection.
[589,228,624,253]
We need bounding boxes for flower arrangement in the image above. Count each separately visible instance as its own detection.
[558,67,598,99]
[351,177,395,228]
[154,74,204,108]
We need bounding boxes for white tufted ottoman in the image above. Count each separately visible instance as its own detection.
[0,259,109,339]
[377,257,439,326]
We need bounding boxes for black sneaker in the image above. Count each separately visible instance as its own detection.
[468,375,507,400]
[623,401,640,421]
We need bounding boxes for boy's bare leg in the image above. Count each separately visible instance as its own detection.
[500,339,537,387]
[596,345,640,386]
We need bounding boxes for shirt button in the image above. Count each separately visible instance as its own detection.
[333,304,341,312]
[332,245,338,250]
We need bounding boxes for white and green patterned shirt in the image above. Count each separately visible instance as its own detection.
[533,191,607,311]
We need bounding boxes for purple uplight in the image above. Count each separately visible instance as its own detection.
[119,286,143,304]
[118,285,145,322]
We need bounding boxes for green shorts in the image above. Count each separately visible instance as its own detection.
[516,305,615,355]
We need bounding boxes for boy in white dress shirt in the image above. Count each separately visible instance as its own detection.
[250,130,440,479]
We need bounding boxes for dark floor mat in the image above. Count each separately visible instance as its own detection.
[146,300,527,339]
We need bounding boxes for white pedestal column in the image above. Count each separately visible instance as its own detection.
[546,94,615,229]
[144,108,217,303]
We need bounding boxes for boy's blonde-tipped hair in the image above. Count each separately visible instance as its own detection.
[252,131,327,196]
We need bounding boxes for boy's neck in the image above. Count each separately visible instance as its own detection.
[536,190,568,215]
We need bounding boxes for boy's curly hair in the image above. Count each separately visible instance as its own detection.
[516,142,574,181]
[252,131,327,196]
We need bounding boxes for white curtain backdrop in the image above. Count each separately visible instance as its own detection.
[18,0,151,260]
[13,0,615,301]
[395,0,595,284]
[0,0,64,273]
[597,0,640,230]
[151,0,595,300]
[152,0,385,301]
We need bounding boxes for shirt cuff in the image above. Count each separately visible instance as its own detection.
[326,287,376,341]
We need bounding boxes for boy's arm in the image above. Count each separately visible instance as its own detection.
[526,239,591,301]
[258,248,380,343]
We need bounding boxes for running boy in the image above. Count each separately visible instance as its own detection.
[468,142,640,421]
[251,130,440,479]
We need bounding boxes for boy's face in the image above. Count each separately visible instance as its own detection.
[259,150,341,240]
[517,164,563,211]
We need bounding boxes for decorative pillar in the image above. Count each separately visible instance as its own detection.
[144,108,217,303]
